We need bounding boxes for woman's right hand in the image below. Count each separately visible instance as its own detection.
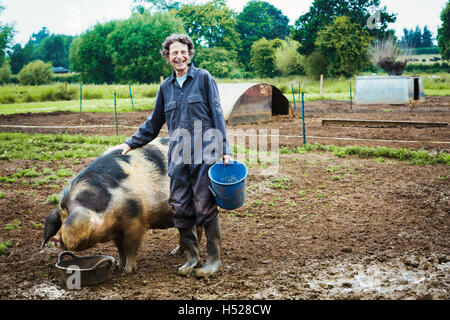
[110,143,131,156]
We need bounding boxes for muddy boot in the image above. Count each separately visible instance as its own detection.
[178,225,200,276]
[195,216,222,278]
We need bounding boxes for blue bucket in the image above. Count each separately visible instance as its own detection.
[208,160,248,210]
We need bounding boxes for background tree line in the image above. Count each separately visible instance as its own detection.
[1,0,449,85]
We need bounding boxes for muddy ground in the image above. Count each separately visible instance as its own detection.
[0,97,449,300]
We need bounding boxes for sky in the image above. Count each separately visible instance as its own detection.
[1,0,447,46]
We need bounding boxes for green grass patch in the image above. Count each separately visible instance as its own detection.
[0,240,12,255]
[280,143,450,166]
[5,219,21,230]
[0,132,126,160]
[46,194,60,205]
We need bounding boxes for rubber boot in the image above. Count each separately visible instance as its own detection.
[195,215,222,278]
[177,225,200,276]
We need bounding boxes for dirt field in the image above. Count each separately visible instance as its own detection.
[0,97,449,300]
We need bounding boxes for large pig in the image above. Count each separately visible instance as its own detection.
[42,138,201,273]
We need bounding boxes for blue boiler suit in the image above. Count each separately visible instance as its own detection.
[125,63,231,229]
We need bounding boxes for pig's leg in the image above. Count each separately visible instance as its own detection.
[122,227,145,273]
[114,238,126,270]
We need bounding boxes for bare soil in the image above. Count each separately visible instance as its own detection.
[0,97,449,300]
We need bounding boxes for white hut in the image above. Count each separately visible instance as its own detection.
[354,76,425,105]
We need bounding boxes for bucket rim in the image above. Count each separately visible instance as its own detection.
[208,160,248,186]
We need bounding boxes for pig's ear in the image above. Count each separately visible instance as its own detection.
[41,208,62,249]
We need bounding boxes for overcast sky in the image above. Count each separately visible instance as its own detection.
[1,0,447,46]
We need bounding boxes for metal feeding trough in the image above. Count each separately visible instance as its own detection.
[55,251,115,287]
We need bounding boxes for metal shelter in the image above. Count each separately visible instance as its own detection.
[217,83,291,124]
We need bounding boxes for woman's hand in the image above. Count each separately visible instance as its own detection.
[223,154,231,165]
[110,143,131,156]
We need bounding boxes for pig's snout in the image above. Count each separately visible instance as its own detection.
[42,209,62,249]
[50,233,65,249]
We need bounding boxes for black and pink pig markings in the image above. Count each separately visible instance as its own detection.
[42,138,202,274]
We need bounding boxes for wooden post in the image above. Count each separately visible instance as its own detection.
[320,74,324,98]
[160,76,164,84]
[350,81,353,111]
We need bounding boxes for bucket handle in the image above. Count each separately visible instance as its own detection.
[208,184,217,197]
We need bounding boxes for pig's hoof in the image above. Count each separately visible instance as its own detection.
[116,260,126,270]
[123,262,137,274]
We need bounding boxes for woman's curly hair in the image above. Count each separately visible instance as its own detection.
[160,34,195,61]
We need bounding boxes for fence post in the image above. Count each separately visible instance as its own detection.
[301,92,306,145]
[350,81,353,111]
[298,80,301,101]
[129,83,135,111]
[320,74,324,98]
[291,83,297,111]
[79,83,82,112]
[114,92,118,136]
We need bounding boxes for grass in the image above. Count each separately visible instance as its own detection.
[0,166,75,186]
[0,132,126,160]
[280,143,450,166]
[0,97,155,115]
[0,83,160,105]
[0,73,448,114]
[5,219,21,230]
[0,240,12,255]
[46,194,59,205]
[0,132,448,166]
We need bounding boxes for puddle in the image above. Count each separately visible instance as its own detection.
[304,255,450,299]
[23,281,72,299]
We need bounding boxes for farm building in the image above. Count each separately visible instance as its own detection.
[217,83,292,124]
[354,76,425,105]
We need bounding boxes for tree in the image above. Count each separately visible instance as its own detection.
[236,0,290,66]
[132,0,187,13]
[315,16,373,77]
[176,0,241,52]
[274,39,304,76]
[438,1,450,60]
[0,3,14,66]
[401,25,434,48]
[411,26,423,48]
[304,51,329,79]
[193,47,242,78]
[0,60,10,84]
[40,34,74,69]
[69,21,117,83]
[8,43,28,74]
[292,0,396,55]
[17,60,52,85]
[105,11,184,83]
[250,37,283,77]
[422,26,434,48]
[70,11,184,83]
